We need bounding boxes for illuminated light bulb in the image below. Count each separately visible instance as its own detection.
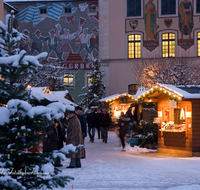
[169,92,171,95]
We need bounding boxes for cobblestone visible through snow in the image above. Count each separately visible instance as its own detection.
[55,131,200,190]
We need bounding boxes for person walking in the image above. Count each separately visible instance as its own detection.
[101,109,111,143]
[118,112,131,151]
[66,111,83,168]
[96,108,102,139]
[75,106,87,159]
[87,108,97,143]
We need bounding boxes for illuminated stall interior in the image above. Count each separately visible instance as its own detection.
[100,93,135,123]
[135,84,200,157]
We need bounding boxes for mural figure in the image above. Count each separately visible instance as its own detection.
[46,29,62,60]
[20,29,31,54]
[144,0,157,40]
[77,28,93,60]
[179,0,193,41]
[89,27,99,52]
[57,26,82,54]
[31,29,48,54]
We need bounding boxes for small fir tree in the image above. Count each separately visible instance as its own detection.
[79,60,106,113]
[0,15,77,189]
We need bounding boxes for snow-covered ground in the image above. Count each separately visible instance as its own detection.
[55,131,200,190]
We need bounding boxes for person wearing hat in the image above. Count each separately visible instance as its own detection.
[31,29,48,54]
[65,110,83,168]
[89,27,99,53]
[75,106,87,158]
[20,29,31,54]
[46,28,62,61]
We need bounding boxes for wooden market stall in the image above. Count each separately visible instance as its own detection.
[135,84,200,157]
[100,93,135,123]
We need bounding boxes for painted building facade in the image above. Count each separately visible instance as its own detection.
[99,0,200,96]
[6,0,103,103]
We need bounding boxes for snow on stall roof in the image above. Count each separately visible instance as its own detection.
[134,84,200,99]
[100,93,134,102]
[4,0,96,2]
[134,86,146,99]
[31,87,77,107]
[99,94,120,102]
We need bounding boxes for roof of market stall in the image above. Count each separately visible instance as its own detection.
[135,84,200,102]
[30,87,77,106]
[100,93,134,103]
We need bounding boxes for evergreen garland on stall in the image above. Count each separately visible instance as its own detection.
[79,60,106,113]
[0,15,78,190]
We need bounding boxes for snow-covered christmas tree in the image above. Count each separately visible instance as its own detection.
[0,15,78,189]
[79,60,106,113]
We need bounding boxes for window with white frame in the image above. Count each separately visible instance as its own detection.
[196,0,200,14]
[63,7,72,15]
[159,0,178,17]
[162,33,175,58]
[128,34,141,59]
[39,8,47,16]
[127,0,141,17]
[88,6,97,14]
[63,73,75,86]
[161,0,176,15]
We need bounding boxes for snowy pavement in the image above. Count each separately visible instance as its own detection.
[56,131,200,190]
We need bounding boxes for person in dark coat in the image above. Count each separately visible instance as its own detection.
[43,123,58,153]
[100,108,111,143]
[87,108,97,143]
[126,107,133,135]
[75,106,87,158]
[66,111,84,168]
[118,112,131,151]
[96,108,102,139]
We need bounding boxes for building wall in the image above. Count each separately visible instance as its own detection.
[0,0,4,22]
[10,1,99,103]
[99,0,200,96]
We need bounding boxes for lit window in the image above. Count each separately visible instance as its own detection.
[39,8,47,15]
[64,7,72,14]
[127,0,141,17]
[87,73,92,85]
[161,0,176,15]
[128,84,139,95]
[197,32,200,56]
[88,6,97,14]
[128,34,141,59]
[197,0,200,13]
[162,33,175,58]
[63,73,74,86]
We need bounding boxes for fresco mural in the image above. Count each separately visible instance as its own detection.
[178,0,194,50]
[16,1,99,62]
[143,0,159,51]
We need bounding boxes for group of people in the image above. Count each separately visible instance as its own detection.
[42,106,111,169]
[20,26,99,61]
[87,108,111,143]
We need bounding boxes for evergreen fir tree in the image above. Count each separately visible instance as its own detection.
[0,15,77,189]
[79,60,106,113]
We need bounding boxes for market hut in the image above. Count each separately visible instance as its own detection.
[135,84,200,157]
[100,93,135,123]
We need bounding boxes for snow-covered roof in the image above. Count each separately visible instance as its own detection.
[30,87,77,106]
[135,84,200,100]
[100,93,134,103]
[134,86,146,98]
[4,2,18,11]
